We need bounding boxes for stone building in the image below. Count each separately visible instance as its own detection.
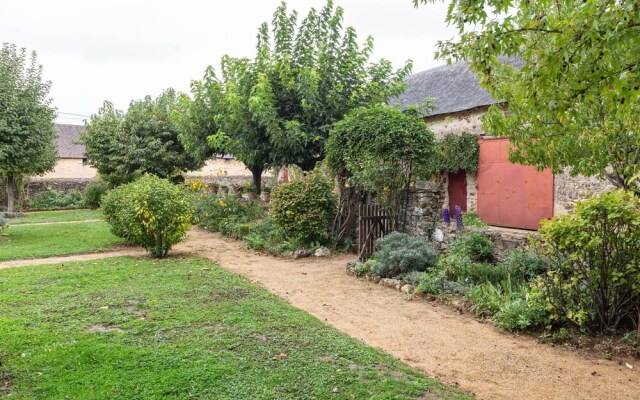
[392,61,612,231]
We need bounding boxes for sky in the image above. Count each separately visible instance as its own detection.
[0,0,455,125]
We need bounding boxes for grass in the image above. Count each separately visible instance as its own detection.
[0,257,471,400]
[9,209,102,225]
[0,222,125,261]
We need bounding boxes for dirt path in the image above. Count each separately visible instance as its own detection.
[0,248,146,269]
[11,219,101,227]
[175,229,639,400]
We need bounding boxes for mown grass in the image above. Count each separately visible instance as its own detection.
[0,257,471,400]
[9,209,102,225]
[0,222,124,261]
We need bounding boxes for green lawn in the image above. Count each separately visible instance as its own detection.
[0,222,125,261]
[9,209,102,225]
[0,257,471,400]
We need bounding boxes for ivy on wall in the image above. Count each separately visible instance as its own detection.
[428,133,480,175]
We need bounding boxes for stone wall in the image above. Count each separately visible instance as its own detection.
[424,106,488,138]
[404,183,446,237]
[0,178,96,209]
[553,170,613,215]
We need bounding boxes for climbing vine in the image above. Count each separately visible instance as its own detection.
[428,133,479,175]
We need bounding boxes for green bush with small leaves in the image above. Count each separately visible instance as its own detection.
[28,188,84,209]
[369,232,437,278]
[83,181,108,209]
[102,175,195,258]
[270,172,336,245]
[450,231,494,263]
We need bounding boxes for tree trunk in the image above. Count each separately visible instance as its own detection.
[6,173,15,213]
[250,166,263,195]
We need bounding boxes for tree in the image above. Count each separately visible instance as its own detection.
[83,89,203,186]
[245,0,412,171]
[0,43,57,212]
[415,0,640,192]
[327,104,436,231]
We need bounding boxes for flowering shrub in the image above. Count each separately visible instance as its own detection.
[102,175,195,257]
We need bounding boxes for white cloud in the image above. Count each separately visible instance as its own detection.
[0,0,454,124]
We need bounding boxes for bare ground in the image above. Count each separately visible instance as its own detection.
[3,227,638,399]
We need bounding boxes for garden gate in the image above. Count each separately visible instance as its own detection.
[358,204,389,262]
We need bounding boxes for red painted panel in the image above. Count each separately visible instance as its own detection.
[477,138,553,230]
[448,171,467,212]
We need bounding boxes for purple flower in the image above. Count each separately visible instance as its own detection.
[443,208,451,225]
[455,205,463,229]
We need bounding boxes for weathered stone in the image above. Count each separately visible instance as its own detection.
[379,278,403,290]
[400,284,414,294]
[314,247,331,257]
[367,274,382,284]
[292,249,310,259]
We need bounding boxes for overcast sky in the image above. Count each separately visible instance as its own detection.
[0,0,454,125]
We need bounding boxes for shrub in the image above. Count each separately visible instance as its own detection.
[535,190,640,333]
[369,232,437,278]
[499,249,548,284]
[450,231,494,263]
[0,213,7,235]
[28,188,84,209]
[102,175,195,257]
[195,194,264,232]
[243,216,298,255]
[437,252,507,286]
[83,181,108,209]
[270,172,336,245]
[494,297,546,331]
[415,269,468,295]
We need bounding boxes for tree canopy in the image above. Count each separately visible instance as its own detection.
[233,0,412,171]
[327,104,436,229]
[0,43,57,212]
[415,0,640,192]
[82,89,202,186]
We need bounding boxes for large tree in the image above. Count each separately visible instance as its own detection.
[242,0,412,171]
[82,89,202,186]
[0,43,57,212]
[415,0,640,192]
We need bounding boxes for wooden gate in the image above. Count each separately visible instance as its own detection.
[358,204,389,262]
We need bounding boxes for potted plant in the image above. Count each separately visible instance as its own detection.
[219,184,229,196]
[232,183,244,199]
[209,181,220,194]
[261,183,272,202]
[244,181,257,201]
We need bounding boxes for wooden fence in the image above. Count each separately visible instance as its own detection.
[358,204,389,262]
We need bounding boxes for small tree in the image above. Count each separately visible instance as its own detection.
[327,104,436,230]
[0,43,57,212]
[82,89,202,187]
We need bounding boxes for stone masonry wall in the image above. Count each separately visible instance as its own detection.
[404,183,446,237]
[553,170,614,215]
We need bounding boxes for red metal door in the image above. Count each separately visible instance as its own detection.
[477,138,553,230]
[448,171,467,212]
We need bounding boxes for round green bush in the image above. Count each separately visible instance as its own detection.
[270,172,336,245]
[370,231,438,278]
[83,181,108,209]
[102,175,195,257]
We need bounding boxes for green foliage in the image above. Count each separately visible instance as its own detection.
[27,189,84,210]
[462,212,487,227]
[243,216,301,255]
[494,297,546,331]
[0,44,57,212]
[0,212,7,235]
[450,231,494,263]
[369,232,437,278]
[270,172,336,245]
[501,249,548,284]
[195,194,264,232]
[102,175,195,257]
[83,181,108,209]
[82,89,202,187]
[415,269,468,296]
[535,190,640,333]
[428,134,479,175]
[415,0,640,192]
[327,104,436,227]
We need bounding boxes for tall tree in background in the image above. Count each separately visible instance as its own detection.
[83,89,202,186]
[0,43,57,212]
[415,0,640,192]
[242,0,412,170]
